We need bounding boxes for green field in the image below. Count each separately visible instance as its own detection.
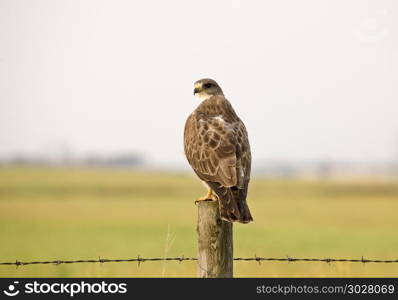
[0,167,397,277]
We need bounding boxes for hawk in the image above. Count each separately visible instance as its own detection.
[184,78,253,223]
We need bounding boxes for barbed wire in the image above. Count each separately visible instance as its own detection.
[1,256,398,267]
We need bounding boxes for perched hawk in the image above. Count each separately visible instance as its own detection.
[184,78,253,223]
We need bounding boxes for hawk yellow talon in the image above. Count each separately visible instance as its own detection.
[195,189,217,205]
[194,197,211,205]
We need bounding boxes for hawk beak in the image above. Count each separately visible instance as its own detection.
[193,87,201,95]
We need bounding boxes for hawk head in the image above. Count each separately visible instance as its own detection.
[193,78,224,100]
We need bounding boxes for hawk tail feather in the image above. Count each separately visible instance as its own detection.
[232,186,253,224]
[206,182,253,224]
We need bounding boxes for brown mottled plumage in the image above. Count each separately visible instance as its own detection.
[184,78,253,223]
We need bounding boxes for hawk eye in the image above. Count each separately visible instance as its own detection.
[204,83,212,89]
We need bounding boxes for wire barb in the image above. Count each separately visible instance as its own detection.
[254,254,261,265]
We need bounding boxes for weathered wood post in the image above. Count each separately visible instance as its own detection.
[197,201,233,278]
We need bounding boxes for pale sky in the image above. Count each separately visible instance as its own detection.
[0,0,397,167]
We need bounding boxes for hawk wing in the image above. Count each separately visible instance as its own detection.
[184,99,251,190]
[184,96,253,223]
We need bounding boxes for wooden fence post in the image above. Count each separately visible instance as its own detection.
[197,200,233,278]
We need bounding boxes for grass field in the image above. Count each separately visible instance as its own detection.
[0,167,397,277]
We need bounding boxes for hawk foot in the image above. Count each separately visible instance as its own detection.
[194,198,214,205]
[194,189,218,205]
